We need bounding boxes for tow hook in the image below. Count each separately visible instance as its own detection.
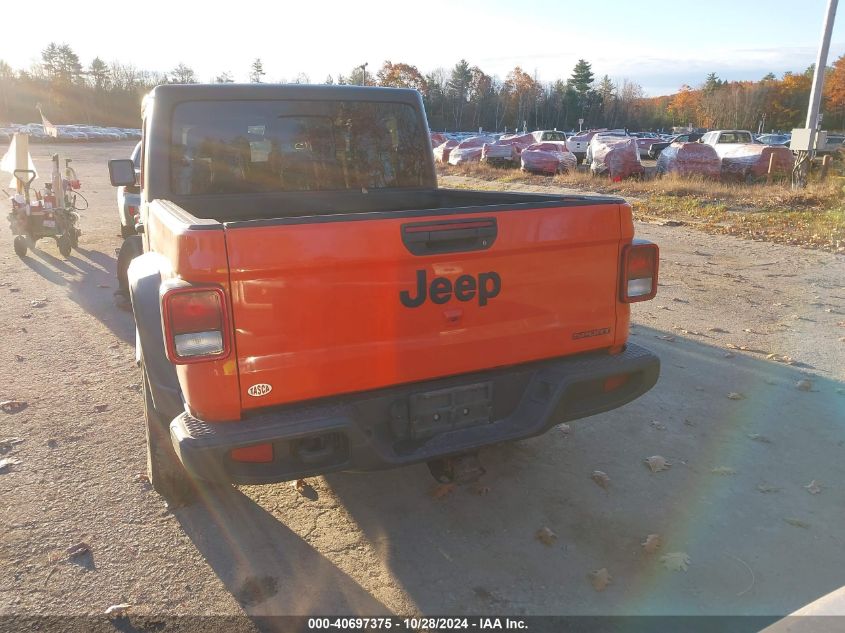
[427,452,486,484]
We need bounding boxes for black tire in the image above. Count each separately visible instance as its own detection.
[57,234,72,257]
[142,367,197,505]
[121,223,136,239]
[69,228,79,248]
[116,235,143,297]
[13,235,27,257]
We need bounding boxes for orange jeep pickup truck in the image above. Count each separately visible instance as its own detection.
[108,84,660,503]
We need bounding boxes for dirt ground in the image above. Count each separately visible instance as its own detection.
[1,143,844,623]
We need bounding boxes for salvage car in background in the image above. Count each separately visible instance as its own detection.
[648,132,704,158]
[589,136,644,180]
[482,133,535,166]
[520,142,577,175]
[448,135,495,165]
[702,130,793,181]
[656,142,720,179]
[757,133,791,147]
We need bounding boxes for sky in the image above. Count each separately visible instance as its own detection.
[3,0,844,96]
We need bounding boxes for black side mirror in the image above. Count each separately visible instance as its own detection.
[109,159,136,187]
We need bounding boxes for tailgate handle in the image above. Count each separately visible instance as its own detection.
[401,218,497,255]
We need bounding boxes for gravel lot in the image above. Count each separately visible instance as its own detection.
[1,143,844,624]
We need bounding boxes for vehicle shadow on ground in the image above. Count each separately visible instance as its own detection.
[22,244,133,343]
[173,326,845,619]
[174,486,390,625]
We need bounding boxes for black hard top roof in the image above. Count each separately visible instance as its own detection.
[147,83,423,107]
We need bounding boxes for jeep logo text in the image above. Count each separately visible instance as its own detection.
[400,270,501,308]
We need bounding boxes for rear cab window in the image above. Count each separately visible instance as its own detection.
[170,100,432,195]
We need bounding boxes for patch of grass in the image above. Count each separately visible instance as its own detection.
[437,163,845,253]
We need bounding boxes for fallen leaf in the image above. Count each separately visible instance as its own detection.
[558,423,571,434]
[711,466,737,476]
[133,473,150,484]
[590,470,610,489]
[660,552,691,572]
[30,300,46,308]
[795,379,812,392]
[14,355,24,362]
[105,603,131,618]
[757,484,781,493]
[804,480,822,495]
[93,404,108,413]
[641,534,662,554]
[784,517,810,529]
[536,527,557,546]
[645,456,671,473]
[291,479,307,495]
[727,392,745,400]
[65,542,91,559]
[747,434,772,444]
[650,420,667,430]
[726,343,739,349]
[588,568,612,591]
[0,400,27,413]
[0,437,23,454]
[0,457,21,472]
[431,483,455,499]
[9,287,20,293]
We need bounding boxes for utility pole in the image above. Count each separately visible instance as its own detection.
[794,0,838,188]
[357,62,368,86]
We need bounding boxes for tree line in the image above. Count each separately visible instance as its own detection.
[1,43,844,132]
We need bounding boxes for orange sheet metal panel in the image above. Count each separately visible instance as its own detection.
[225,203,626,410]
[147,202,242,421]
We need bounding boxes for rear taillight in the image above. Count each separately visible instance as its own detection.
[621,242,659,303]
[161,286,230,363]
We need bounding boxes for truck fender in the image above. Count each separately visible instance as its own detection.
[128,252,183,420]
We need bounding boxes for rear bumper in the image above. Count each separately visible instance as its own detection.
[170,343,659,484]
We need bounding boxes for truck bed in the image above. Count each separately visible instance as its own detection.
[167,188,624,224]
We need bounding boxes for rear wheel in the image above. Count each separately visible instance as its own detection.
[13,235,28,257]
[142,367,197,506]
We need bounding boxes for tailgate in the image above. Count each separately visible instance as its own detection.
[226,203,624,409]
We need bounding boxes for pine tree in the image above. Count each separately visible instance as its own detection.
[89,57,109,90]
[447,59,473,128]
[250,58,265,83]
[569,59,594,95]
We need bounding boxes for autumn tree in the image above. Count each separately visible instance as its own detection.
[667,85,699,126]
[824,54,845,128]
[376,61,427,94]
[213,71,234,83]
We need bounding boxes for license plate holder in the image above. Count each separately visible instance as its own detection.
[409,381,493,441]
